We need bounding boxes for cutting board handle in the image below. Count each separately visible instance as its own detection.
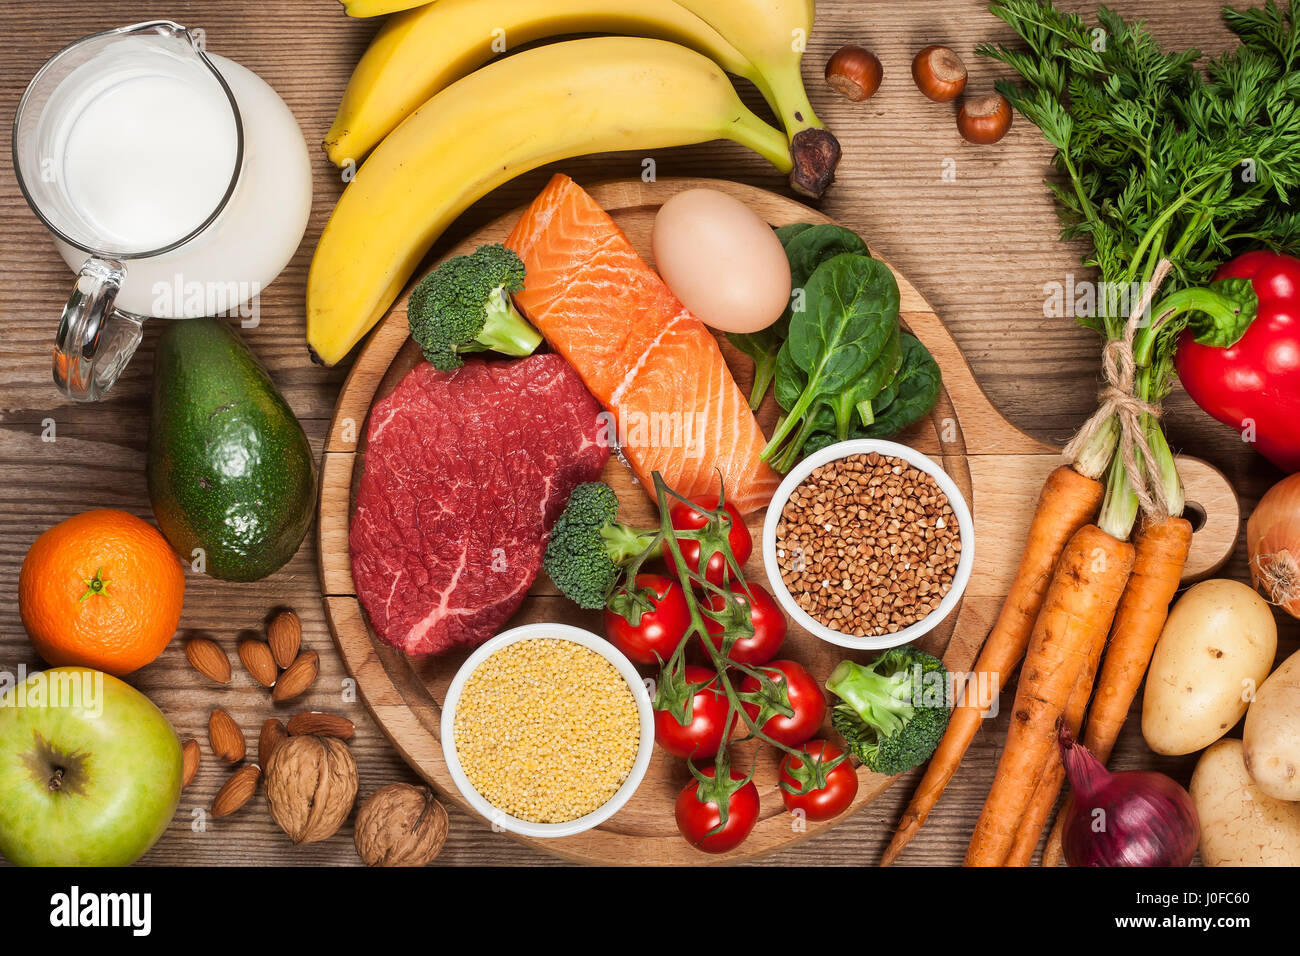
[1174,455,1238,583]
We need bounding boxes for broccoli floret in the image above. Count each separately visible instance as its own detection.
[826,646,951,776]
[408,243,542,370]
[543,482,660,610]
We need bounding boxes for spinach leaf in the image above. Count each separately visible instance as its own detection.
[801,333,942,457]
[729,223,872,410]
[867,378,900,422]
[859,334,942,438]
[801,432,838,457]
[772,340,805,412]
[763,254,901,471]
[772,342,835,440]
[783,225,871,291]
[829,325,902,440]
[730,327,784,411]
[784,254,899,399]
[775,223,815,246]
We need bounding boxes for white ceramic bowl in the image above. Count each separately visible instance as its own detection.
[762,439,975,651]
[440,622,655,838]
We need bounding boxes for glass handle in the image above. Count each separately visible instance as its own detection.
[53,258,143,402]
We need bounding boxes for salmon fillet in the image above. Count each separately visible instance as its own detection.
[506,175,779,514]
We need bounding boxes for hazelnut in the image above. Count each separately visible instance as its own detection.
[825,45,882,102]
[354,784,449,867]
[957,92,1013,145]
[912,45,967,102]
[264,734,357,845]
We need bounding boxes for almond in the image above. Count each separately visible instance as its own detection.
[212,764,261,818]
[287,712,355,740]
[267,610,302,670]
[272,650,319,703]
[239,638,278,688]
[259,718,288,766]
[185,636,231,684]
[209,708,246,764]
[181,738,201,789]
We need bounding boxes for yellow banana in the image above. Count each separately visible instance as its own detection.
[672,0,839,196]
[340,0,431,17]
[306,37,791,366]
[325,0,761,169]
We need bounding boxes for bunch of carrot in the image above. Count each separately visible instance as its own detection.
[880,467,1193,867]
[874,252,1199,868]
[879,465,1102,863]
[1035,516,1192,866]
[875,248,1197,867]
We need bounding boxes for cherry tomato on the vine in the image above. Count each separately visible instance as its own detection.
[779,740,858,821]
[675,766,760,854]
[740,659,826,747]
[654,666,733,760]
[701,581,787,665]
[664,495,752,586]
[604,574,690,666]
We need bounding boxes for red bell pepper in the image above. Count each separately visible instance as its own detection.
[1176,249,1300,473]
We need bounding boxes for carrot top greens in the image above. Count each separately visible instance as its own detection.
[979,0,1300,538]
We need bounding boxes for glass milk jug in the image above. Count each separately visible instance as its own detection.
[12,20,313,400]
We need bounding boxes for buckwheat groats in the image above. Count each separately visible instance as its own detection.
[775,453,962,637]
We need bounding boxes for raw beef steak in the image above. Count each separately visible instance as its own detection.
[349,355,608,655]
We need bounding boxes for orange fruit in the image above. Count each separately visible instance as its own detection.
[19,509,185,676]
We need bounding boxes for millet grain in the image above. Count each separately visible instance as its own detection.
[453,638,640,824]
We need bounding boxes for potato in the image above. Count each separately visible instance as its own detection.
[1244,648,1300,800]
[1141,579,1276,756]
[1190,739,1300,866]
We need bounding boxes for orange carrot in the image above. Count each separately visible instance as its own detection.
[1041,801,1069,866]
[1040,514,1193,866]
[1004,616,1107,866]
[964,523,1134,867]
[1082,515,1193,760]
[1004,754,1064,866]
[879,465,1103,866]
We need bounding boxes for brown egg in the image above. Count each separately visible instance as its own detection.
[651,188,791,334]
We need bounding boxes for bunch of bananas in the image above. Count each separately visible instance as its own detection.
[308,0,839,366]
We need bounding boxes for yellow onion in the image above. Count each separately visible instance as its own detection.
[1247,473,1300,618]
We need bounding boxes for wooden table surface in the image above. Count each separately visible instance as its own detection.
[1,0,1294,867]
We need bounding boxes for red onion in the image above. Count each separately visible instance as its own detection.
[1058,726,1199,867]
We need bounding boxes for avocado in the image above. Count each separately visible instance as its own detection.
[147,318,318,582]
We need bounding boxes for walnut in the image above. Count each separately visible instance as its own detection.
[354,783,449,867]
[264,734,357,844]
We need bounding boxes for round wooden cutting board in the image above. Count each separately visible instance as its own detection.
[318,178,1239,865]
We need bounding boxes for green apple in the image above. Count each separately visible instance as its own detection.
[0,665,182,866]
